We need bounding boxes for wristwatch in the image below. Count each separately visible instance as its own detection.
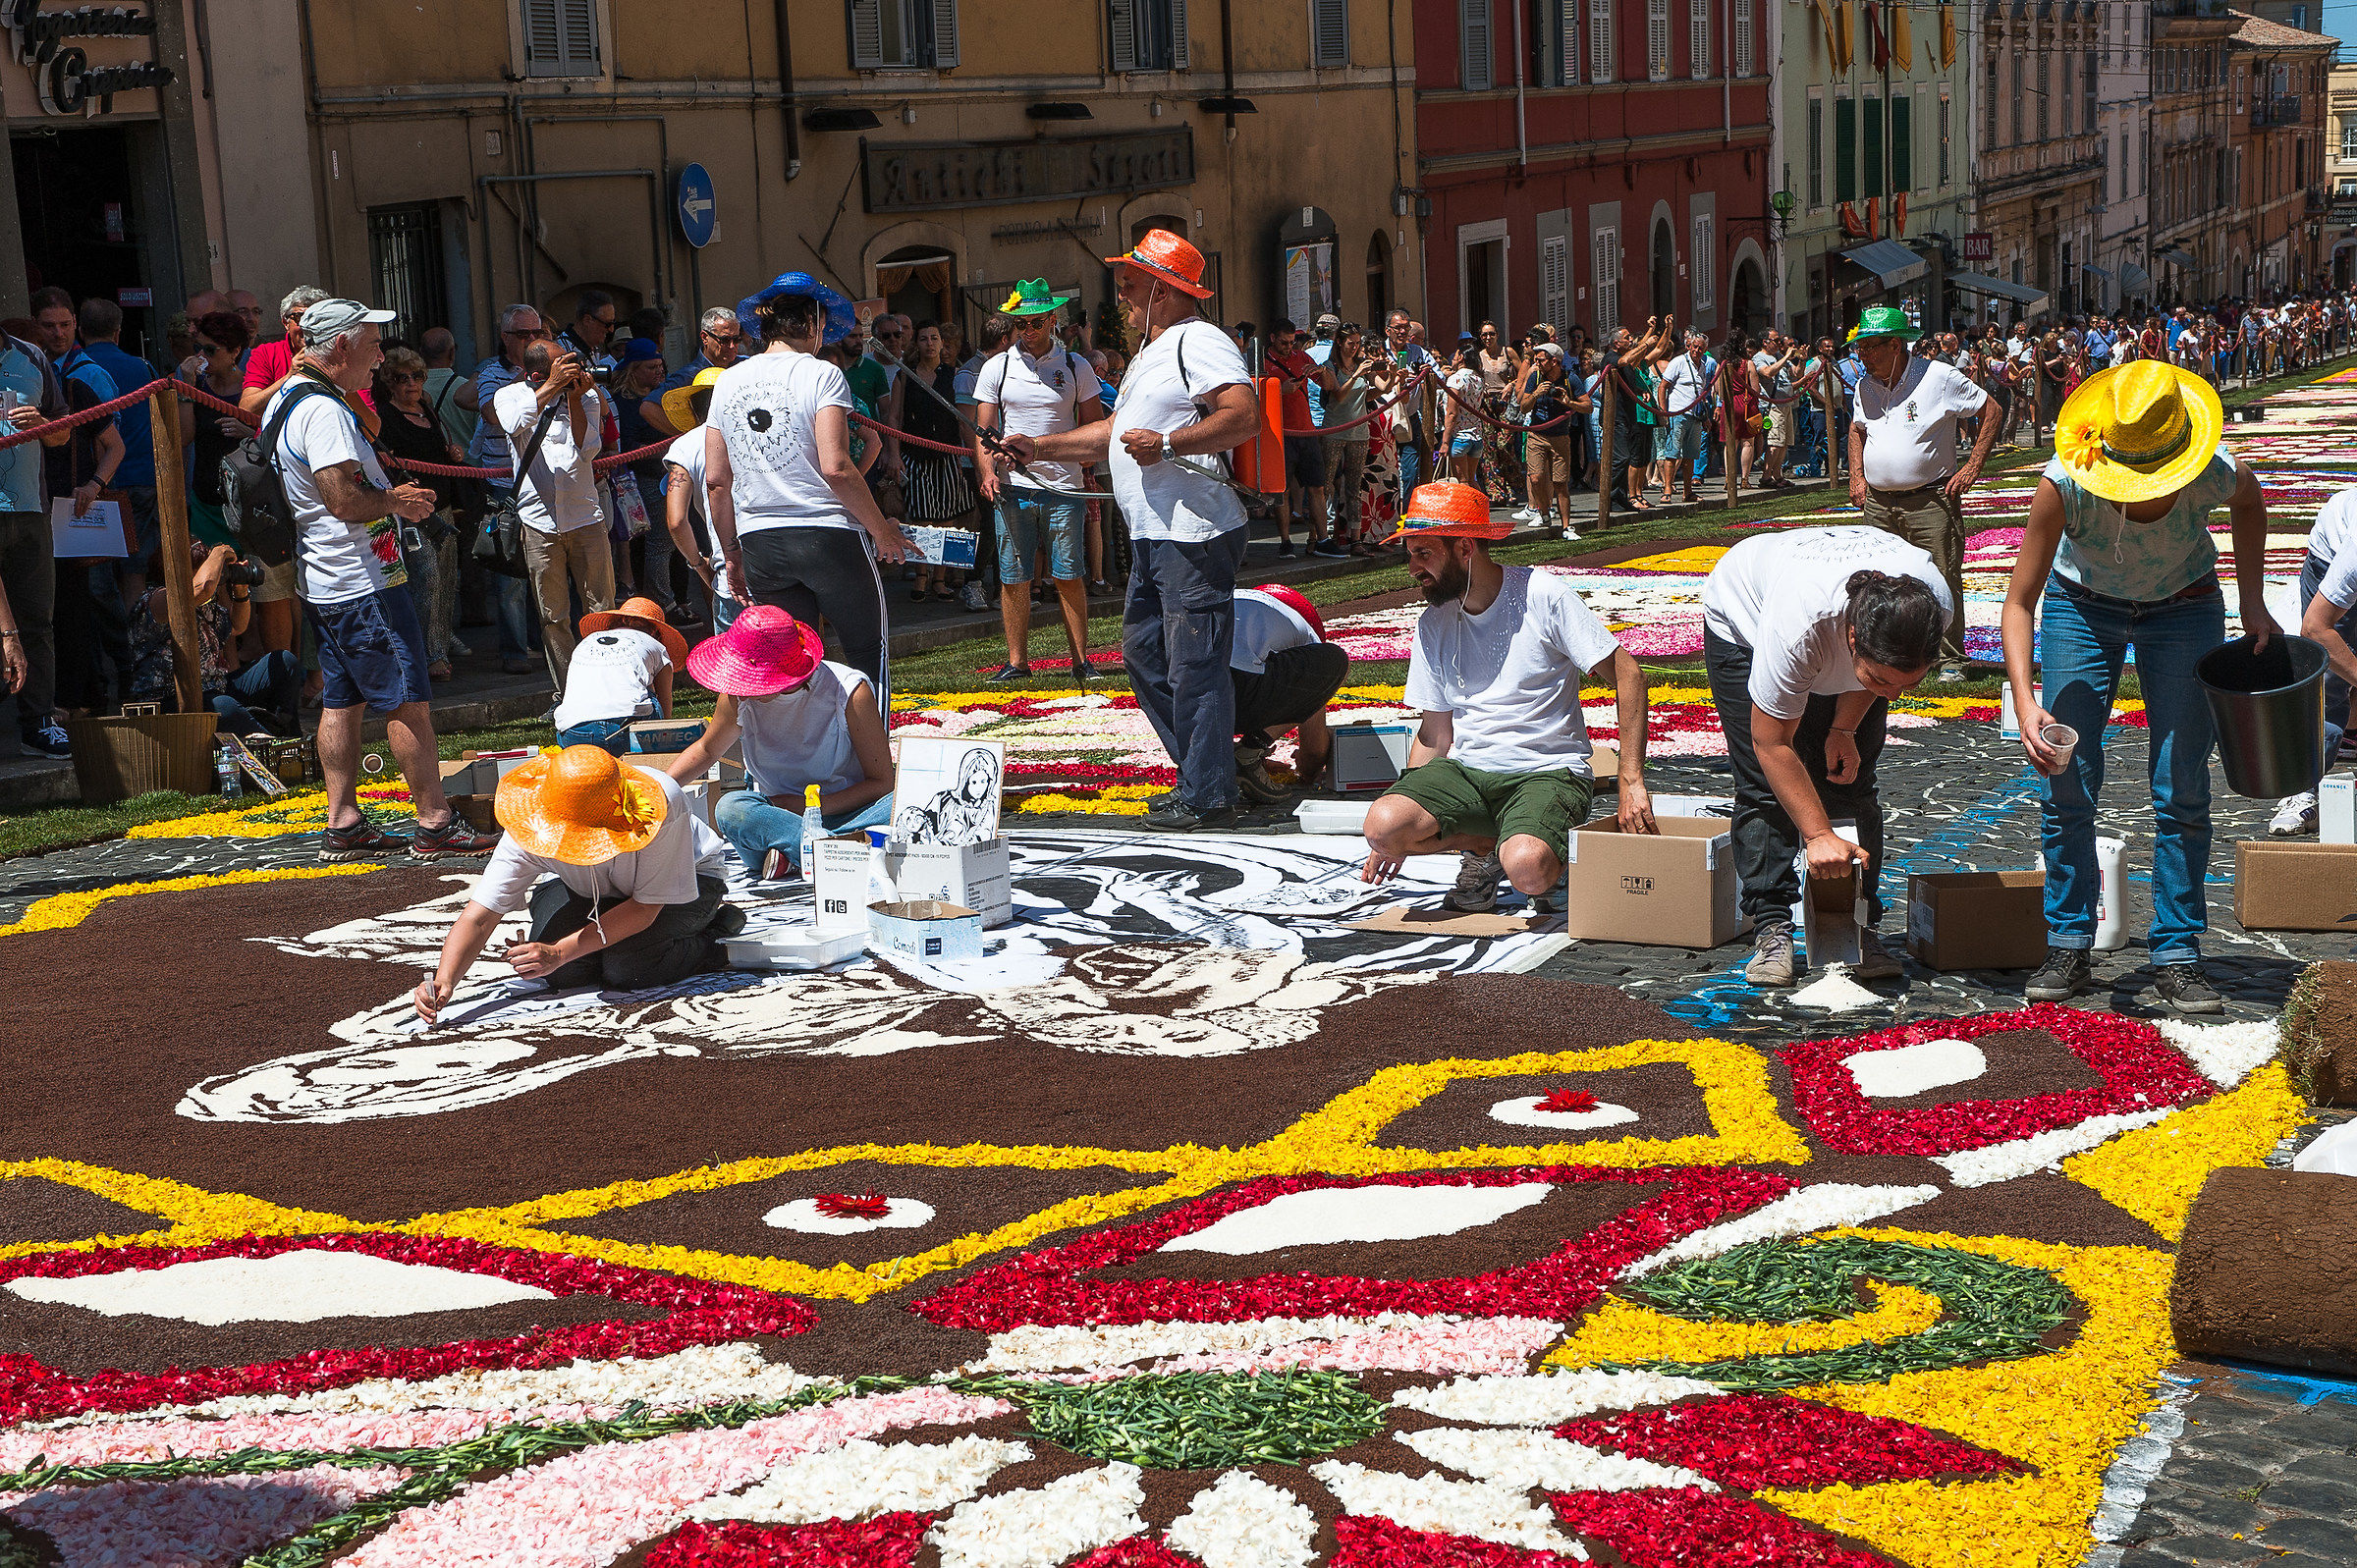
[1160,434,1176,464]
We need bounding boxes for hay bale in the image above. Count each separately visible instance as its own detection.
[2281,960,2357,1107]
[2170,1167,2357,1376]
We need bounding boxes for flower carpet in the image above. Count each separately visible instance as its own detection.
[0,827,2318,1568]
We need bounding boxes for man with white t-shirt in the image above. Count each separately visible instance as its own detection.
[1844,305,1999,679]
[973,290,1107,681]
[265,298,499,863]
[660,368,734,631]
[1229,583,1349,801]
[2269,485,2357,835]
[494,340,614,688]
[998,230,1263,831]
[1656,330,1714,504]
[1359,481,1657,914]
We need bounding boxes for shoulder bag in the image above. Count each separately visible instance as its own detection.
[472,399,561,579]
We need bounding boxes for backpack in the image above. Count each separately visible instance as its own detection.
[219,377,343,568]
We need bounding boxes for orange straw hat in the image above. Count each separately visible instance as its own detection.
[1386,480,1512,543]
[578,596,689,668]
[495,744,669,866]
[1103,228,1214,299]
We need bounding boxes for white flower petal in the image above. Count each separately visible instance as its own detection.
[1390,1370,1719,1426]
[1398,1425,1715,1493]
[929,1464,1147,1568]
[1309,1460,1587,1556]
[1165,1470,1318,1568]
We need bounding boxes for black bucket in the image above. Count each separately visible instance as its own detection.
[2195,634,2330,799]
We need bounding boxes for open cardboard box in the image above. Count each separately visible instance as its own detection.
[2233,840,2357,932]
[1906,869,2049,970]
[1559,816,1748,949]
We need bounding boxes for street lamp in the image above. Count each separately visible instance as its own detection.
[1770,188,1795,235]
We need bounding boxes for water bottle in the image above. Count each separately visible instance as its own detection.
[799,784,826,871]
[215,745,241,800]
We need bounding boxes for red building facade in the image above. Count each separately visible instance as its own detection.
[1413,0,1775,348]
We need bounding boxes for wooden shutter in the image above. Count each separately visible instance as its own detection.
[1835,95,1856,202]
[1461,0,1493,88]
[1170,0,1189,68]
[559,0,597,70]
[1689,0,1709,77]
[1891,93,1911,195]
[1592,228,1620,338]
[1110,0,1138,70]
[1541,236,1569,338]
[1732,0,1752,75]
[1863,94,1884,196]
[522,0,597,77]
[1648,0,1669,80]
[523,0,561,67]
[930,0,959,66]
[1590,0,1613,82]
[1691,214,1714,310]
[849,0,889,66]
[1314,0,1348,66]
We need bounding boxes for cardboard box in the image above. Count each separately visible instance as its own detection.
[439,757,494,797]
[868,899,985,960]
[904,525,979,568]
[2233,840,2357,932]
[724,926,867,970]
[1906,870,2050,970]
[1558,817,1748,949]
[1332,723,1413,792]
[882,837,1014,928]
[1804,867,1870,968]
[2322,775,2355,845]
[682,776,750,831]
[628,718,706,753]
[812,832,892,934]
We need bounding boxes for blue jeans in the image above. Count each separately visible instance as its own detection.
[556,716,634,753]
[1397,440,1421,502]
[2037,573,2225,962]
[210,649,301,735]
[1124,529,1248,813]
[714,788,896,872]
[995,493,1084,583]
[2299,551,2355,764]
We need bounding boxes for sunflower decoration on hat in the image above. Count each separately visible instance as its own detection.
[2051,359,2223,504]
[1001,280,1078,317]
[1845,303,1914,344]
[495,745,669,867]
[1386,479,1512,543]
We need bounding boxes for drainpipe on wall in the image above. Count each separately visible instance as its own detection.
[1723,0,1731,143]
[774,0,802,180]
[1221,0,1237,142]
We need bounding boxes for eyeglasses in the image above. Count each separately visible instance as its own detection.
[703,328,743,344]
[194,340,229,355]
[589,313,616,328]
[503,326,544,340]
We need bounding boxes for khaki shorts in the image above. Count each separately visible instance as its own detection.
[252,557,299,605]
[1383,757,1595,864]
[1525,431,1572,484]
[1762,403,1793,447]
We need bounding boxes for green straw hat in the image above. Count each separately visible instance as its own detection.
[1000,280,1078,317]
[1846,304,1914,344]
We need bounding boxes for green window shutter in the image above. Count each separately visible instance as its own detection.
[1836,96,1856,202]
[1862,95,1883,196]
[1891,94,1911,194]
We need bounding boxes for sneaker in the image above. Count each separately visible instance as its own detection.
[1560,526,1582,542]
[1938,666,1968,684]
[20,723,70,758]
[1530,884,1568,916]
[1512,507,1540,522]
[1311,537,1352,558]
[758,847,799,881]
[985,664,1033,683]
[2155,961,2224,1015]
[959,581,990,612]
[1277,540,1297,559]
[1236,759,1292,804]
[1853,927,1904,982]
[1441,850,1504,914]
[320,820,411,862]
[2024,946,2094,1001]
[2269,791,2319,837]
[1141,799,1237,832]
[411,816,502,859]
[1745,919,1799,987]
[502,658,534,675]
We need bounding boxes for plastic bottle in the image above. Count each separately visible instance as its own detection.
[2094,835,2129,951]
[800,784,827,870]
[215,745,241,799]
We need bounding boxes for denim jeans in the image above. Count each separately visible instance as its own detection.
[210,649,301,735]
[713,788,896,873]
[1124,528,1248,813]
[2037,572,2225,962]
[556,716,633,754]
[2299,551,2355,762]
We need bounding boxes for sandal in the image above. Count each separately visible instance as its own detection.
[910,587,929,602]
[934,586,957,602]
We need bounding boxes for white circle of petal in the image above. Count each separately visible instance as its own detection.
[1840,1038,1989,1100]
[763,1197,936,1234]
[1488,1097,1641,1131]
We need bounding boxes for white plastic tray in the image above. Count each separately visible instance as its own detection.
[1293,798,1372,836]
[724,927,868,970]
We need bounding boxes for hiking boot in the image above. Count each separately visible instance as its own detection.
[411,816,502,859]
[1236,759,1292,804]
[2156,961,2224,1015]
[1853,927,1904,982]
[2024,946,2094,1002]
[1141,798,1237,832]
[1745,919,1799,987]
[320,820,411,862]
[1442,850,1504,914]
[2269,791,2318,837]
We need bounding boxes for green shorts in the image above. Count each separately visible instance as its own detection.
[1383,758,1595,863]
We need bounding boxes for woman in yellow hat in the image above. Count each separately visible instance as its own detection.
[2001,358,2279,1014]
[411,744,739,1023]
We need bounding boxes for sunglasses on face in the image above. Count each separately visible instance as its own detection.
[704,328,742,344]
[504,327,543,340]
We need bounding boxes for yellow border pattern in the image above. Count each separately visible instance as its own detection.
[0,864,379,937]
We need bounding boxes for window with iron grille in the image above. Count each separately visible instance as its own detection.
[1690,213,1714,311]
[1592,226,1620,338]
[1311,0,1348,67]
[1689,0,1709,78]
[1110,0,1190,70]
[849,0,960,68]
[1460,0,1493,88]
[367,204,447,344]
[521,0,598,78]
[1590,0,1614,83]
[1647,0,1670,81]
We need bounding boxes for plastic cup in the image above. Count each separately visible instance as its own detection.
[2039,723,2079,776]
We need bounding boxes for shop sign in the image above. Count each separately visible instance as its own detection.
[2,1,172,118]
[863,131,1192,214]
[1961,231,1995,262]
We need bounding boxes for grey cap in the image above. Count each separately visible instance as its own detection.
[1314,312,1342,331]
[299,298,397,346]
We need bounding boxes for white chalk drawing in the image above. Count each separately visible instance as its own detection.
[893,738,1004,846]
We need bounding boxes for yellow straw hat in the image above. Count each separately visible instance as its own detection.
[494,744,668,866]
[2051,360,2223,505]
[660,365,726,434]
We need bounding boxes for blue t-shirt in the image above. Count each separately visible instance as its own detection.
[616,387,664,458]
[46,348,118,502]
[468,357,525,478]
[1306,340,1337,426]
[2165,319,2189,350]
[78,341,155,487]
[2045,447,2236,602]
[0,346,45,515]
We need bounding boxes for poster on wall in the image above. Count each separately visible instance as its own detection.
[1284,243,1333,328]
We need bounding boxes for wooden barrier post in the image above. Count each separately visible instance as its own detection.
[1597,369,1615,531]
[148,384,203,718]
[1820,373,1836,491]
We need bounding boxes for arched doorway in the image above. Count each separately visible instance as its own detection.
[1650,222,1675,316]
[877,244,959,332]
[1366,231,1392,327]
[1729,259,1768,334]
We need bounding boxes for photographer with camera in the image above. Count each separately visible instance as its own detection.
[494,339,615,689]
[127,541,299,736]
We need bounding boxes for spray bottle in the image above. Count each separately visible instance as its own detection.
[800,784,827,871]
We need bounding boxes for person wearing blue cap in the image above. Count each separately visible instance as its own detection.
[703,272,911,706]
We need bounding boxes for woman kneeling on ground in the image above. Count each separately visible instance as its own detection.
[2001,359,2276,1015]
[666,603,895,879]
[1701,525,1952,988]
[551,597,688,753]
[412,745,740,1022]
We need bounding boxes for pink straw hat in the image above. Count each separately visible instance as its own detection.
[685,603,825,695]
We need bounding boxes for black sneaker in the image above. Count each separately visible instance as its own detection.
[1141,799,1237,832]
[320,820,412,862]
[2024,947,2094,1002]
[411,816,502,859]
[21,723,71,758]
[2155,962,2224,1015]
[1311,537,1352,558]
[1235,759,1292,804]
[986,664,1033,683]
[1276,540,1297,559]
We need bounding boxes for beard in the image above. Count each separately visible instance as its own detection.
[1418,551,1471,605]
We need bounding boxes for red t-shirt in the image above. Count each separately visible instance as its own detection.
[244,340,375,408]
[1267,348,1316,434]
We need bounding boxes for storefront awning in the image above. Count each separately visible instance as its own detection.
[2158,247,2199,269]
[1947,272,2052,315]
[2119,263,2152,296]
[2080,262,2113,281]
[1840,240,1929,289]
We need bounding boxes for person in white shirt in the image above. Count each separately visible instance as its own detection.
[1844,305,1999,680]
[411,745,739,1022]
[552,597,687,752]
[998,229,1263,832]
[1230,582,1349,801]
[1702,525,1952,987]
[1360,481,1657,914]
[659,367,736,633]
[493,340,614,688]
[973,286,1107,682]
[2270,485,2357,835]
[1655,330,1714,504]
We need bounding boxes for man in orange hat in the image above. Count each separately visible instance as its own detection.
[999,228,1265,831]
[1360,481,1658,913]
[412,744,740,1023]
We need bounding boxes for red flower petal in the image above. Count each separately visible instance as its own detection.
[1070,1538,1201,1568]
[1551,1488,1887,1567]
[1334,1517,1585,1568]
[1537,1090,1602,1114]
[646,1513,933,1568]
[1557,1392,2021,1489]
[813,1191,893,1220]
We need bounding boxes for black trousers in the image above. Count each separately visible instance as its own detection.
[740,525,890,708]
[527,873,729,992]
[1702,628,1890,927]
[1233,641,1350,751]
[0,512,54,737]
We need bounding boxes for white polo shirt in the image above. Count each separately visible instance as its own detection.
[973,345,1102,494]
[1853,353,1989,492]
[1232,588,1319,675]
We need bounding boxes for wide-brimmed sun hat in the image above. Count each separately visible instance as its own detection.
[2052,359,2223,504]
[579,596,689,668]
[1846,304,1914,344]
[1103,229,1213,299]
[1250,582,1327,642]
[1001,279,1078,317]
[495,745,668,866]
[685,603,825,696]
[739,270,857,347]
[1386,480,1512,543]
[660,365,725,433]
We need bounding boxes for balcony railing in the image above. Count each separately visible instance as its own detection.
[2253,93,2303,129]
